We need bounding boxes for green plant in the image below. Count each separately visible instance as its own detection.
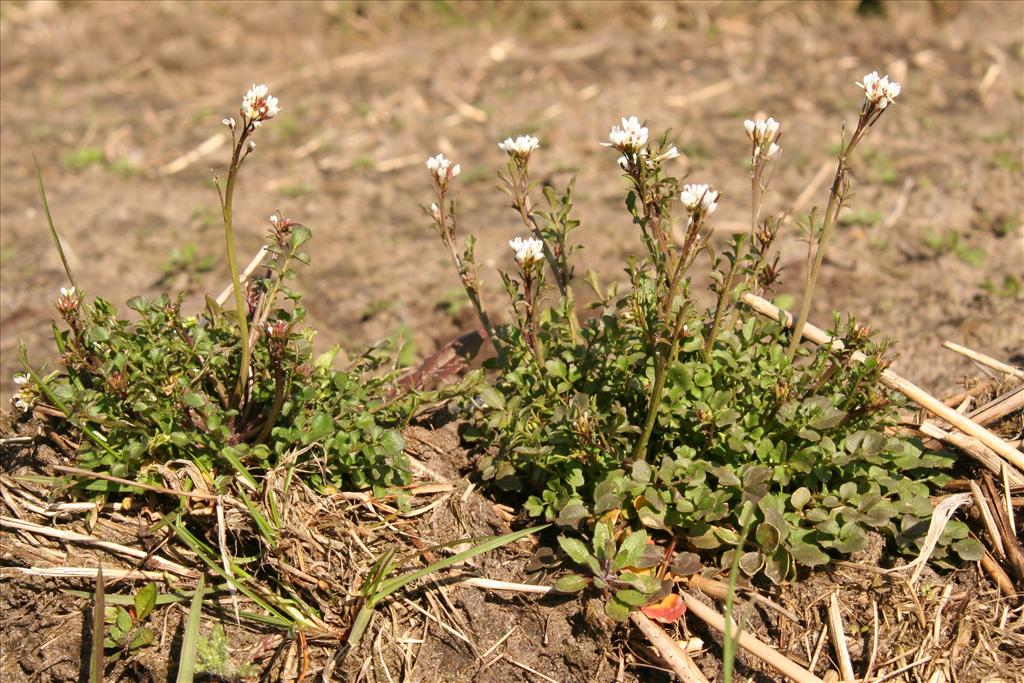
[104,583,158,661]
[922,229,986,267]
[18,85,473,496]
[346,524,547,647]
[158,242,217,289]
[196,623,258,681]
[176,576,205,683]
[429,75,962,621]
[552,522,667,622]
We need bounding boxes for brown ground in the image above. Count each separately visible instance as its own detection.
[1,1,1022,682]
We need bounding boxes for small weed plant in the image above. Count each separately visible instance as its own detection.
[16,85,474,496]
[428,73,974,618]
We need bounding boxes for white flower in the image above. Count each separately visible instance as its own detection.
[426,154,460,185]
[241,84,281,124]
[604,116,649,152]
[509,236,545,267]
[857,71,901,110]
[60,286,76,298]
[617,155,630,170]
[680,183,720,216]
[13,373,28,385]
[14,397,29,412]
[222,117,236,130]
[498,135,540,158]
[654,145,680,162]
[744,117,781,146]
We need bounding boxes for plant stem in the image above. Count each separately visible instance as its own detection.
[221,132,251,408]
[514,173,580,344]
[787,127,868,361]
[704,241,743,362]
[631,242,693,462]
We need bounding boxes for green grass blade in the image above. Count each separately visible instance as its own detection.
[90,564,105,683]
[169,517,292,627]
[347,524,547,646]
[33,154,77,289]
[236,487,277,548]
[376,524,547,597]
[175,575,205,683]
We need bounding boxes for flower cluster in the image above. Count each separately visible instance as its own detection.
[12,373,31,412]
[426,153,460,188]
[680,183,720,217]
[268,212,295,245]
[509,236,545,268]
[499,135,540,160]
[241,84,281,126]
[604,116,649,153]
[744,117,781,160]
[56,286,79,315]
[858,71,901,110]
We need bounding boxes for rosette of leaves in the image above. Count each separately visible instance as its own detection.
[104,583,157,661]
[552,523,669,622]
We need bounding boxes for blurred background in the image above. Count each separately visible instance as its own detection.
[1,0,1021,402]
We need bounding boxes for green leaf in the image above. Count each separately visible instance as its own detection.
[612,530,648,571]
[952,537,985,562]
[791,487,811,511]
[614,588,648,607]
[115,607,133,634]
[592,521,614,564]
[559,536,600,575]
[176,575,205,683]
[290,224,313,249]
[617,572,662,594]
[129,627,155,650]
[789,542,830,567]
[134,583,157,621]
[478,386,505,410]
[604,597,631,622]
[380,430,405,458]
[556,502,590,530]
[183,392,205,409]
[553,573,590,593]
[670,552,702,576]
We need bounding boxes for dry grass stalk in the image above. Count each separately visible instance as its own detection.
[741,293,1024,474]
[2,566,166,580]
[969,481,1006,559]
[679,592,825,683]
[981,473,1024,582]
[629,611,710,683]
[966,385,1024,428]
[51,464,220,500]
[827,592,855,681]
[941,380,994,408]
[942,341,1024,381]
[1,514,196,577]
[917,422,1024,486]
[215,246,269,306]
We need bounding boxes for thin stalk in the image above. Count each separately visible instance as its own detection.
[703,241,743,362]
[785,158,845,360]
[787,122,870,360]
[513,172,580,344]
[34,155,78,290]
[220,131,252,408]
[631,238,695,462]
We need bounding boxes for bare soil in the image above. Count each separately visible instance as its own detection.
[1,1,1022,682]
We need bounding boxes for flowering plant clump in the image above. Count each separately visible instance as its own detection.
[429,74,973,620]
[16,85,463,495]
